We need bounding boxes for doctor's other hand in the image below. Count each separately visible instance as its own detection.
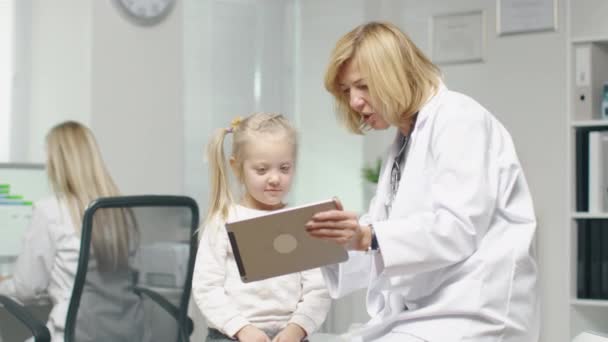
[236,325,271,342]
[305,200,372,251]
[272,323,306,342]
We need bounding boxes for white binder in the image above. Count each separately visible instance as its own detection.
[588,131,608,212]
[573,43,608,120]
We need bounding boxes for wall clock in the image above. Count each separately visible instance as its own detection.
[113,0,176,26]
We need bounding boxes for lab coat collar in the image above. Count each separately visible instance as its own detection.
[413,80,447,131]
[389,80,447,150]
[373,80,448,221]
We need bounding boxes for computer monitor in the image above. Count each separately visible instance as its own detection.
[0,163,49,203]
[0,163,50,263]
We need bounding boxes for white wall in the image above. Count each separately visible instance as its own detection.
[9,0,183,195]
[292,0,365,213]
[183,0,213,220]
[183,0,295,212]
[16,0,91,162]
[90,0,183,195]
[292,0,370,334]
[570,0,608,39]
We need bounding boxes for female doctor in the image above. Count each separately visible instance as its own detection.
[306,22,539,342]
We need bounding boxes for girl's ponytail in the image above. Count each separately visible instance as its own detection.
[205,127,234,231]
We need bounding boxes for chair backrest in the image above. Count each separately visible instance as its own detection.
[64,195,199,342]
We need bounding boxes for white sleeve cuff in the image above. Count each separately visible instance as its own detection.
[288,314,317,336]
[223,315,250,339]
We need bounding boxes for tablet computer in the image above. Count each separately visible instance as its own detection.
[226,198,349,283]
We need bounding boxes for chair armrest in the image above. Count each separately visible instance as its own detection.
[132,286,193,337]
[0,295,51,342]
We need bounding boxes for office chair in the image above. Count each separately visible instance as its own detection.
[63,195,199,342]
[0,295,51,342]
[0,195,199,341]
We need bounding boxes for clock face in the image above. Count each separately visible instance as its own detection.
[113,0,176,26]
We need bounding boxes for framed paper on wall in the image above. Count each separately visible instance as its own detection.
[430,10,485,65]
[497,0,558,36]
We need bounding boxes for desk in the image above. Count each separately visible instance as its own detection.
[0,257,51,340]
[0,286,182,342]
[0,257,17,279]
[0,296,51,342]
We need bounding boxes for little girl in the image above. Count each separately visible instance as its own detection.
[192,113,331,342]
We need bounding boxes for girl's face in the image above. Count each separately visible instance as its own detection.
[238,133,295,211]
[338,60,390,131]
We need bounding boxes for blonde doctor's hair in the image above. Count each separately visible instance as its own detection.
[324,21,441,134]
[205,113,297,230]
[46,120,132,272]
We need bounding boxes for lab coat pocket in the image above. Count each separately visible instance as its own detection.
[392,166,433,217]
[394,279,483,342]
[436,279,483,340]
[429,278,482,312]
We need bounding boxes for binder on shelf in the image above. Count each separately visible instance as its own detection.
[576,129,589,211]
[573,43,608,120]
[601,220,608,299]
[589,219,602,299]
[603,83,608,119]
[578,220,590,299]
[588,131,608,212]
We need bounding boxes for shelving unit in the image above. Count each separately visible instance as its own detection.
[568,33,608,338]
[571,120,608,128]
[571,299,608,308]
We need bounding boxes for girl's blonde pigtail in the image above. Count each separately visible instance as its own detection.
[205,128,234,234]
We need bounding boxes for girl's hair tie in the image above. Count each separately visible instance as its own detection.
[226,116,243,133]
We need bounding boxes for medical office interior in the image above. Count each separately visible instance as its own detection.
[0,0,606,341]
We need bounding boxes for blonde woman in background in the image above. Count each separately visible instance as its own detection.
[0,121,139,342]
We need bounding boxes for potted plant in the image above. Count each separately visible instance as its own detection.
[362,158,382,184]
[361,158,381,204]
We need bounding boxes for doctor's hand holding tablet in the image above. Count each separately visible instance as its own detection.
[305,198,374,252]
[306,21,540,342]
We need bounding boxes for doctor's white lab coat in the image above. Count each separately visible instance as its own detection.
[322,83,539,342]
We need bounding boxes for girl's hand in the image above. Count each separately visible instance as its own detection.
[236,325,271,342]
[272,323,306,342]
[305,200,371,251]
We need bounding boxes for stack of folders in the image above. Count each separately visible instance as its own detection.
[577,219,608,299]
[576,131,608,299]
[576,130,608,212]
